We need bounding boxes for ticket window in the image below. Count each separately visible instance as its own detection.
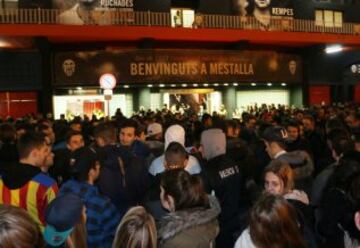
[53,94,132,120]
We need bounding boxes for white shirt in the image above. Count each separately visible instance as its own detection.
[274,150,287,159]
[234,228,257,248]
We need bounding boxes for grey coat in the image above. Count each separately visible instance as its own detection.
[158,196,221,248]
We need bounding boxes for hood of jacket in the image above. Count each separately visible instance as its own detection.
[1,163,41,189]
[158,195,221,243]
[277,150,311,168]
[276,150,314,179]
[164,125,185,150]
[201,129,226,160]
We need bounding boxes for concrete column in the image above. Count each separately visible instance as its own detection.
[139,88,151,110]
[222,87,236,119]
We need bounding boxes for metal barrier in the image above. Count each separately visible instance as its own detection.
[0,8,358,35]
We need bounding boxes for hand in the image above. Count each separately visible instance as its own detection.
[284,190,309,205]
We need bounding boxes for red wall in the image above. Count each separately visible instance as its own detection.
[354,85,360,103]
[0,92,38,119]
[309,86,331,105]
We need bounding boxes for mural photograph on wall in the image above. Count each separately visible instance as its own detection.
[52,0,134,25]
[233,0,294,30]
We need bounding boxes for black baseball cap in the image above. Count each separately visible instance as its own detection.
[72,146,103,175]
[261,126,289,143]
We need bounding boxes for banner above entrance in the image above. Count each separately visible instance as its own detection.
[53,49,302,86]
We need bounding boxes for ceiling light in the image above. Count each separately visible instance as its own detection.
[267,83,272,86]
[193,84,199,87]
[147,84,153,88]
[214,83,219,86]
[251,83,256,86]
[159,84,165,87]
[233,83,238,86]
[224,83,229,86]
[124,85,129,88]
[281,83,287,86]
[203,83,209,87]
[171,84,176,87]
[325,45,343,54]
[76,87,83,90]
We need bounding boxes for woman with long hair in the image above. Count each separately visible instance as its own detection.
[262,160,317,247]
[158,169,220,248]
[235,194,306,248]
[264,160,309,204]
[112,206,157,248]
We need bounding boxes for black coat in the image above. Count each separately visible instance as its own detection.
[201,154,247,248]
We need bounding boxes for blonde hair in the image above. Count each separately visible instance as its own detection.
[112,206,157,248]
[0,205,44,248]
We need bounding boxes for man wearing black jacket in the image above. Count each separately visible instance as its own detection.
[94,122,149,215]
[49,130,84,185]
[200,128,247,248]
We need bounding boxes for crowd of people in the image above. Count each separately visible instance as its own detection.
[0,103,360,248]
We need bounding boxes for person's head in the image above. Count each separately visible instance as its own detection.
[325,118,345,135]
[164,142,188,170]
[261,126,288,158]
[94,122,117,147]
[345,113,360,130]
[295,111,304,122]
[147,122,163,140]
[119,119,138,147]
[201,114,212,128]
[254,0,271,9]
[245,115,257,130]
[37,123,55,145]
[112,206,157,248]
[72,147,102,184]
[226,120,240,138]
[41,144,55,173]
[44,193,86,248]
[17,131,51,167]
[264,160,294,195]
[286,121,300,141]
[66,131,85,152]
[302,115,315,132]
[160,169,209,212]
[249,194,305,248]
[200,128,226,160]
[70,120,82,132]
[327,128,353,161]
[136,124,147,142]
[0,123,16,143]
[164,124,185,150]
[0,205,44,248]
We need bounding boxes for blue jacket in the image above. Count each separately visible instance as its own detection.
[97,144,150,214]
[59,180,121,248]
[131,140,151,159]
